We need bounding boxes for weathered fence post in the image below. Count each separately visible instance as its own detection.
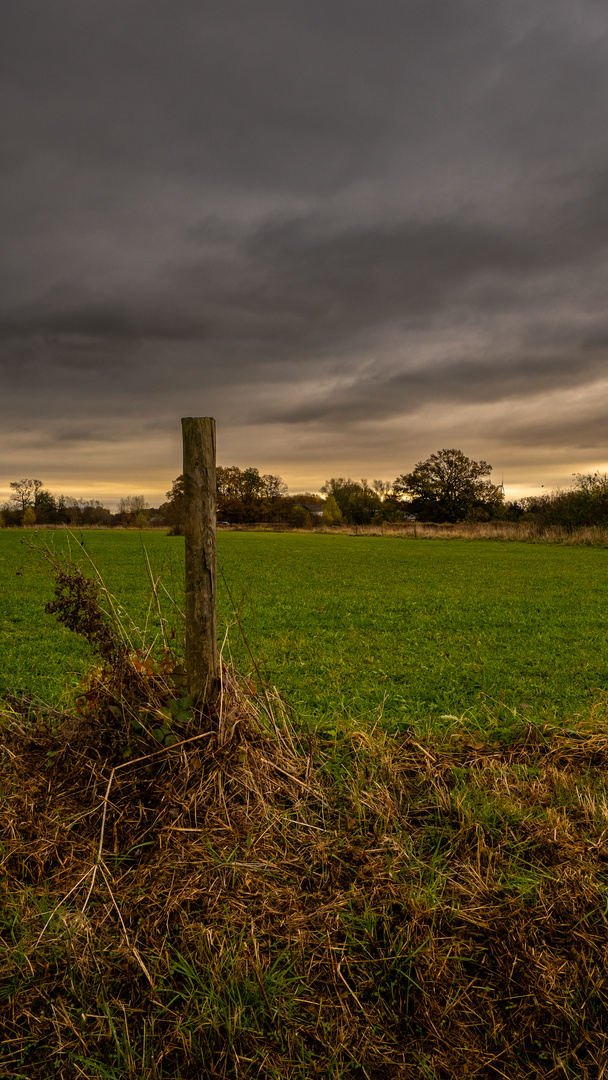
[182,416,219,704]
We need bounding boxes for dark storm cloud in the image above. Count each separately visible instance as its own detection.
[3,194,607,407]
[1,0,608,493]
[53,427,99,443]
[261,351,608,425]
[0,0,508,191]
[0,301,210,343]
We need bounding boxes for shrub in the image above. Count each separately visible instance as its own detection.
[322,494,343,525]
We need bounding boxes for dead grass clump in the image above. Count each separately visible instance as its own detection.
[315,521,608,545]
[3,690,608,1078]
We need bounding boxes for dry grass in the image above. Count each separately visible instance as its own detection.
[217,521,608,545]
[14,520,608,545]
[316,521,608,544]
[3,663,608,1078]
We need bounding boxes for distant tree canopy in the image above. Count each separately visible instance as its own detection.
[322,494,343,526]
[3,480,117,526]
[5,461,607,532]
[394,449,505,523]
[118,495,150,527]
[119,495,149,515]
[320,478,384,525]
[160,466,320,530]
[519,473,608,528]
[217,466,288,521]
[159,476,185,534]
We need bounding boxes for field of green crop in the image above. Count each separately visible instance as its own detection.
[1,528,607,734]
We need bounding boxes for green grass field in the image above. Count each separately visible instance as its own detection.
[1,528,607,734]
[4,527,608,1077]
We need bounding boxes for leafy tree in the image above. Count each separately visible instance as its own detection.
[216,466,288,521]
[519,473,608,529]
[159,476,185,534]
[394,449,504,523]
[22,507,37,527]
[81,501,113,526]
[570,472,608,525]
[161,468,293,529]
[32,488,57,523]
[216,466,289,522]
[320,478,382,525]
[322,494,343,525]
[4,483,111,526]
[281,503,311,527]
[55,495,84,525]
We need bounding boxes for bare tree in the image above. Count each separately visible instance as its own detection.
[9,479,43,511]
[118,495,149,514]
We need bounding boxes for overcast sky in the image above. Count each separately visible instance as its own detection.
[2,0,608,507]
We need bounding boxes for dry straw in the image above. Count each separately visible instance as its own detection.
[220,520,608,545]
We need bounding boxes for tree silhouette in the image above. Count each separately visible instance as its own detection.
[394,449,504,522]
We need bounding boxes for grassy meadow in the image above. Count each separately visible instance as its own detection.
[1,527,607,735]
[3,527,608,1077]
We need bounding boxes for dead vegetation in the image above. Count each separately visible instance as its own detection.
[216,520,608,546]
[2,558,608,1078]
[317,521,608,545]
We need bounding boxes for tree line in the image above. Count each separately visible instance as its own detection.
[515,473,608,529]
[2,451,607,529]
[161,468,324,531]
[0,481,150,528]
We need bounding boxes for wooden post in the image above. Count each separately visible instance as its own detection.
[182,417,219,704]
